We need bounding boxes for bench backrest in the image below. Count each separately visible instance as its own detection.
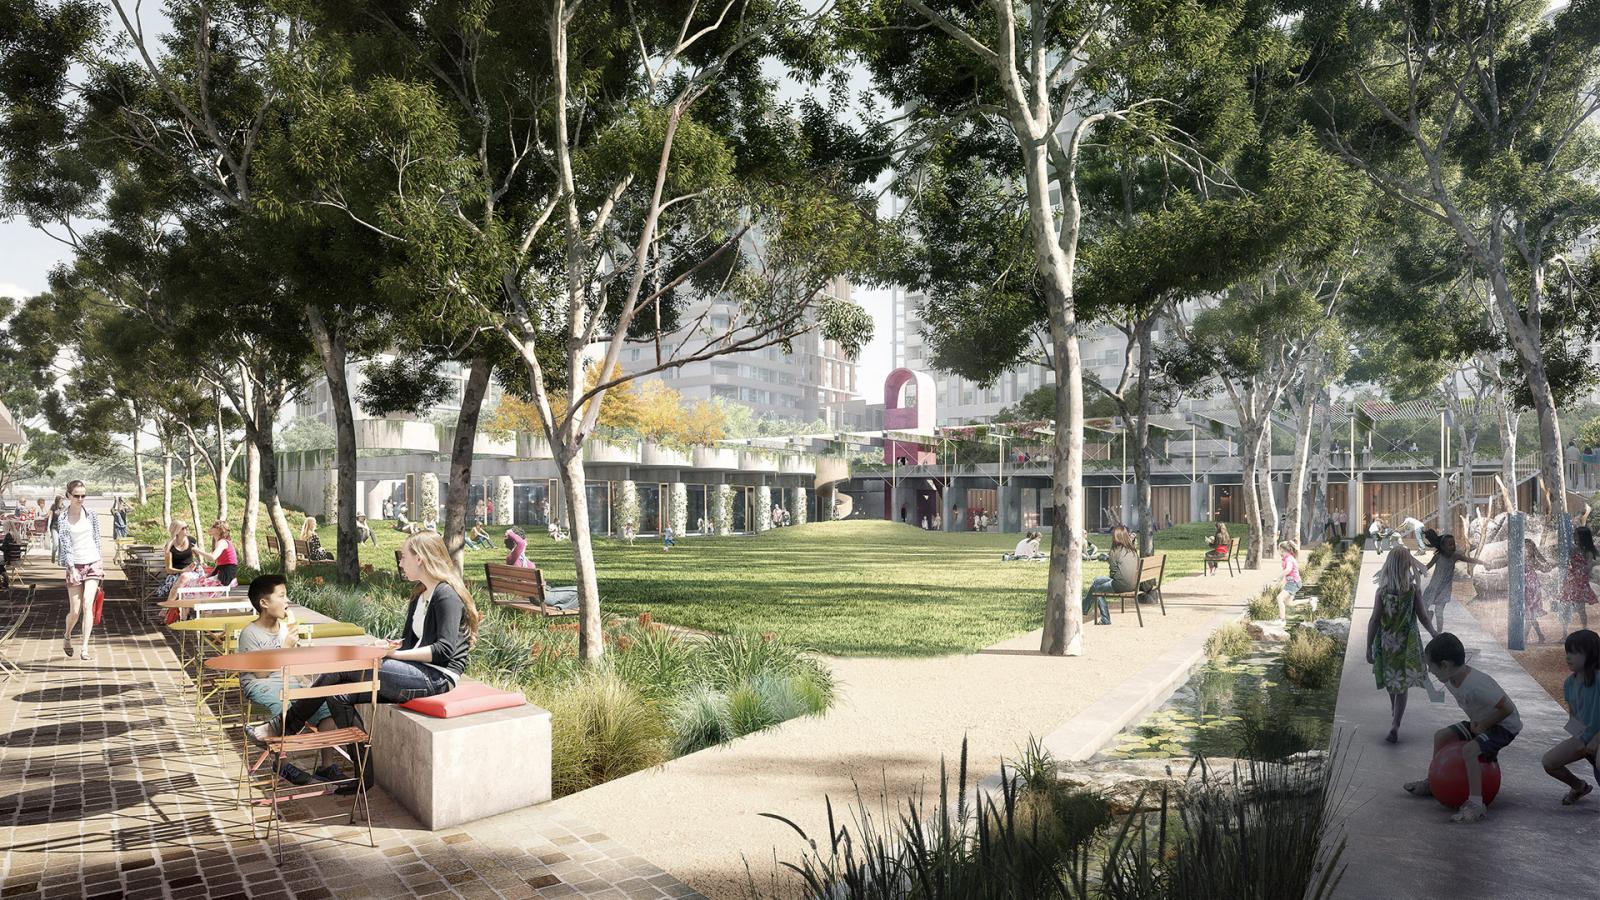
[1230,536,1240,557]
[483,562,548,603]
[265,535,311,557]
[1139,553,1166,583]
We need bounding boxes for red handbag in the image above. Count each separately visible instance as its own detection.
[93,586,106,625]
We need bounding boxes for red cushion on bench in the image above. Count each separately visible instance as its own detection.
[400,682,526,719]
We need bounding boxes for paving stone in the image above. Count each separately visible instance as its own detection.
[0,546,701,900]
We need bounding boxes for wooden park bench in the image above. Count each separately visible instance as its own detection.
[1087,553,1168,627]
[265,535,312,560]
[482,562,578,618]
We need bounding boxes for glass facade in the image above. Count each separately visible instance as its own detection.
[687,485,708,533]
[585,482,611,534]
[636,483,661,533]
[514,481,551,526]
[731,486,748,532]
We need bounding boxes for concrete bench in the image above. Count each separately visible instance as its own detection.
[367,679,551,830]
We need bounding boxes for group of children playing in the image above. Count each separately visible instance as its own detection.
[1361,524,1600,823]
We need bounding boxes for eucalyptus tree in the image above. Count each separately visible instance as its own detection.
[1303,0,1600,512]
[280,0,879,660]
[0,0,319,568]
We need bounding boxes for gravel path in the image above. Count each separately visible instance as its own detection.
[550,563,1279,898]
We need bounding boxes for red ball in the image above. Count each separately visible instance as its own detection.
[1428,740,1502,809]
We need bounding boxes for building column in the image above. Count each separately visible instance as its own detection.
[794,487,807,525]
[715,484,734,535]
[366,480,389,520]
[493,476,514,526]
[1119,481,1134,531]
[1190,480,1206,524]
[946,480,968,531]
[1002,479,1023,533]
[419,472,439,523]
[669,482,688,534]
[756,485,772,532]
[1350,472,1364,539]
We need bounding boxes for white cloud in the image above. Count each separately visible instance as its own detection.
[0,282,31,302]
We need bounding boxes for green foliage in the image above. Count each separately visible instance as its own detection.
[533,671,671,798]
[1282,629,1341,690]
[276,417,335,452]
[1247,589,1279,622]
[1311,544,1363,620]
[1205,623,1254,660]
[762,738,1345,900]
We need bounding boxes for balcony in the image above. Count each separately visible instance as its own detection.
[584,439,641,465]
[641,442,692,467]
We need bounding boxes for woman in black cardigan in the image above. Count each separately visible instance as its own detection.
[256,530,482,790]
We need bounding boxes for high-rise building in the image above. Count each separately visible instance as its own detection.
[619,276,863,428]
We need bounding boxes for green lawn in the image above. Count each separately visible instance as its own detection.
[329,519,1230,656]
[126,482,1234,657]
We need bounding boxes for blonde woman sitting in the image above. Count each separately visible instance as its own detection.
[299,517,334,561]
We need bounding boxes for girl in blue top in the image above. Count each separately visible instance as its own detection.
[1543,628,1600,805]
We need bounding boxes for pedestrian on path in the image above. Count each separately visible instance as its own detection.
[110,495,129,539]
[1523,539,1553,644]
[46,496,64,563]
[1542,628,1600,805]
[56,480,104,661]
[1366,548,1438,744]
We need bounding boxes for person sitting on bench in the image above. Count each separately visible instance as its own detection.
[1084,526,1139,625]
[1204,522,1232,574]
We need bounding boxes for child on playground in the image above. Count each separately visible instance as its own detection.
[1542,628,1600,805]
[1275,540,1312,622]
[1422,533,1483,631]
[1523,538,1554,644]
[662,526,676,552]
[623,521,637,546]
[1405,633,1522,823]
[1366,547,1439,743]
[1558,527,1599,631]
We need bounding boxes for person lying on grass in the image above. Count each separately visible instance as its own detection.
[1405,633,1521,823]
[1543,628,1600,806]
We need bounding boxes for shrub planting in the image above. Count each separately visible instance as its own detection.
[1247,588,1279,621]
[287,578,836,796]
[1282,629,1342,689]
[1205,623,1253,660]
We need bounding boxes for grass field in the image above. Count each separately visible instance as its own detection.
[125,481,1234,656]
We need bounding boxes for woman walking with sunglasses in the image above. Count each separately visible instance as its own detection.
[56,480,104,661]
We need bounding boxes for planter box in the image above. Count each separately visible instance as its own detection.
[642,443,691,467]
[584,439,641,464]
[693,447,740,470]
[740,451,780,473]
[779,455,814,475]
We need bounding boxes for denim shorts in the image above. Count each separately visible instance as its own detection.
[1283,579,1302,595]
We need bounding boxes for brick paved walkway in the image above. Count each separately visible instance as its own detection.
[0,540,702,900]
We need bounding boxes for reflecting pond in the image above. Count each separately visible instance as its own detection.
[1091,633,1344,763]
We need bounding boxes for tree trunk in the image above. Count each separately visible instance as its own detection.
[1286,384,1317,545]
[215,391,229,521]
[185,445,202,534]
[445,355,493,573]
[1133,322,1155,557]
[1041,315,1086,657]
[556,449,605,660]
[161,448,172,528]
[1499,403,1520,513]
[256,424,297,573]
[1240,426,1263,569]
[1312,383,1334,541]
[243,437,261,568]
[1256,421,1280,555]
[130,406,149,505]
[306,308,360,585]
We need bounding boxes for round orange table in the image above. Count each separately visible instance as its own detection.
[205,644,389,672]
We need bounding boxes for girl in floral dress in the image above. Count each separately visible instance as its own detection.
[1366,547,1439,743]
[1558,527,1599,632]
